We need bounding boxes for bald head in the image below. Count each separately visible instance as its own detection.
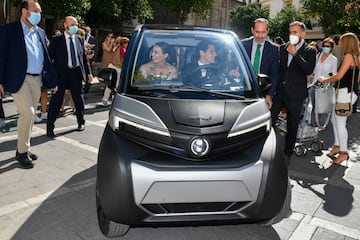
[64,16,78,35]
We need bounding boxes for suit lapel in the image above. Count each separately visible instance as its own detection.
[260,41,268,71]
[74,36,83,64]
[61,34,70,66]
[287,43,306,68]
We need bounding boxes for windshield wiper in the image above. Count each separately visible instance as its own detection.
[135,85,246,99]
[136,85,246,100]
[170,85,246,100]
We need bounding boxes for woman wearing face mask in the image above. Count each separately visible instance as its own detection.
[312,38,338,86]
[309,38,338,129]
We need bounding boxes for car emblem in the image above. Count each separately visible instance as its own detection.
[190,136,210,157]
[188,116,212,121]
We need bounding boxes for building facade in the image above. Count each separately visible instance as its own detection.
[254,0,324,39]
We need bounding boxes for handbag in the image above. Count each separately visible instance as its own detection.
[335,102,352,116]
[335,56,356,117]
[315,84,335,114]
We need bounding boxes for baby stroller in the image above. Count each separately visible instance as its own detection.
[276,83,333,157]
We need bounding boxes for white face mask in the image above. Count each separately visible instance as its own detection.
[289,35,299,45]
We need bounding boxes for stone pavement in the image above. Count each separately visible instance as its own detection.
[0,87,359,240]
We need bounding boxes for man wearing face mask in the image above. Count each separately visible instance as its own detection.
[271,21,316,158]
[46,16,93,137]
[0,0,58,168]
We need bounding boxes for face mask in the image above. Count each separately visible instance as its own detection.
[322,47,331,54]
[68,26,78,35]
[27,12,41,26]
[289,35,299,45]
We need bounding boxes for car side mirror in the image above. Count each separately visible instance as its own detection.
[257,74,271,96]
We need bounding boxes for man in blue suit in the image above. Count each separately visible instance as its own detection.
[242,18,280,109]
[0,0,58,168]
[46,16,93,137]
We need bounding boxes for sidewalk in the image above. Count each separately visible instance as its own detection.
[0,89,359,239]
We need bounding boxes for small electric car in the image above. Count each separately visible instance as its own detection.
[96,25,289,237]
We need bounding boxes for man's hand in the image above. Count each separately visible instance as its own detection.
[287,44,297,56]
[0,84,4,98]
[265,95,273,109]
[88,74,93,83]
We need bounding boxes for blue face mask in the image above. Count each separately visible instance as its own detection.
[322,47,331,54]
[68,26,78,35]
[28,12,41,26]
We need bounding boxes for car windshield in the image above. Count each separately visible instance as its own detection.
[129,29,256,98]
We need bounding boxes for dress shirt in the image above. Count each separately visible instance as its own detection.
[198,61,207,77]
[21,20,44,74]
[287,40,305,66]
[85,33,90,44]
[64,32,79,67]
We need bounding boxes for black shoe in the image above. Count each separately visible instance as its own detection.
[16,151,38,161]
[16,152,34,168]
[47,129,56,138]
[77,124,85,131]
[284,149,293,157]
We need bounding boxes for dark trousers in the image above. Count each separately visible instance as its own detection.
[83,60,94,94]
[0,98,4,119]
[47,67,85,131]
[272,96,303,154]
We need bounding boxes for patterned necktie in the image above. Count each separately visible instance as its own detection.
[253,44,261,75]
[69,37,76,67]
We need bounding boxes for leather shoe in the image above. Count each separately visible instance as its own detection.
[284,149,293,157]
[16,152,34,168]
[16,151,38,161]
[47,130,56,138]
[77,124,85,131]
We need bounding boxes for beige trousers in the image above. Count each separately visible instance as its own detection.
[11,75,42,153]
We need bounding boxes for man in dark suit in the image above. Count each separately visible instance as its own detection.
[0,0,57,168]
[47,16,93,137]
[83,26,98,94]
[182,40,219,88]
[271,21,316,157]
[242,18,280,109]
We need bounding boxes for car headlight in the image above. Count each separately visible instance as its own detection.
[228,100,271,138]
[108,95,170,137]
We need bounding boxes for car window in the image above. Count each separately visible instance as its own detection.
[130,29,254,97]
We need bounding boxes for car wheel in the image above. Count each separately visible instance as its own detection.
[310,141,321,153]
[294,145,305,157]
[96,184,129,237]
[260,179,292,226]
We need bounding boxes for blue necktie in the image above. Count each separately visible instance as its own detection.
[69,37,76,67]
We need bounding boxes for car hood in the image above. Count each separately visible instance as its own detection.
[170,101,225,127]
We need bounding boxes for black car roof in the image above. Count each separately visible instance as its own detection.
[135,24,234,35]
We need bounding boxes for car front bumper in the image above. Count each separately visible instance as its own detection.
[97,124,288,225]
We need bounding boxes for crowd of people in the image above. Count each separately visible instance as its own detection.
[0,0,359,169]
[244,19,360,165]
[0,0,129,168]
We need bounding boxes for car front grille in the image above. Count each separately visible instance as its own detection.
[142,201,250,215]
